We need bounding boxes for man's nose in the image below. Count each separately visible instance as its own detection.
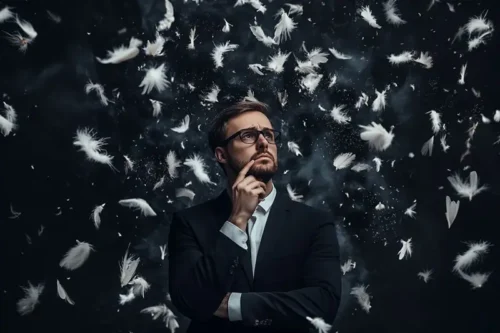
[256,133,269,146]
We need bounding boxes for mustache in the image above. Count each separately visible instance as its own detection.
[254,154,273,161]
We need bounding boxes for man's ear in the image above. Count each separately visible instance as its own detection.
[214,147,227,163]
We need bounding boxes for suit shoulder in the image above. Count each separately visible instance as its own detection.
[287,200,334,226]
[171,197,217,222]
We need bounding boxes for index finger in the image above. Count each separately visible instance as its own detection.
[234,159,255,185]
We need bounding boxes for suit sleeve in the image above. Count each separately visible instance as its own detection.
[240,217,342,332]
[168,212,248,322]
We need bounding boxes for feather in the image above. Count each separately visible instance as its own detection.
[249,63,266,75]
[273,8,297,43]
[355,92,369,109]
[96,37,142,64]
[211,41,238,68]
[176,187,195,201]
[452,241,491,272]
[85,80,109,106]
[267,50,291,73]
[458,63,467,85]
[234,0,266,13]
[160,244,167,260]
[56,279,75,305]
[16,282,45,315]
[9,203,21,219]
[15,14,38,38]
[153,176,165,191]
[404,201,417,218]
[124,155,135,174]
[277,91,288,107]
[141,304,169,320]
[120,247,140,287]
[358,6,381,29]
[398,238,412,260]
[286,184,304,202]
[183,153,216,185]
[166,150,182,178]
[222,19,232,32]
[427,0,441,11]
[119,288,135,305]
[330,105,351,124]
[139,63,170,95]
[150,99,164,117]
[157,0,175,31]
[118,198,157,217]
[468,30,493,51]
[421,136,434,156]
[341,258,356,275]
[426,110,442,133]
[328,46,352,60]
[285,3,303,16]
[465,12,493,36]
[387,51,414,65]
[144,33,166,56]
[375,202,385,210]
[201,84,220,103]
[165,308,180,333]
[306,316,332,333]
[0,6,14,23]
[371,89,387,112]
[440,135,450,152]
[412,51,433,69]
[457,270,490,289]
[90,203,106,229]
[383,0,406,25]
[171,115,190,133]
[300,73,322,94]
[187,27,197,50]
[73,127,115,169]
[333,153,356,170]
[359,122,395,151]
[494,110,500,123]
[287,141,303,156]
[351,163,372,172]
[59,240,94,270]
[129,276,150,298]
[447,170,487,201]
[350,284,372,313]
[250,25,278,47]
[418,269,433,282]
[0,101,17,136]
[328,74,337,88]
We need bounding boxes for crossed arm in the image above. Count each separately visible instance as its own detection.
[168,211,342,331]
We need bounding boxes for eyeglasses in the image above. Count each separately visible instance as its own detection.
[222,128,281,146]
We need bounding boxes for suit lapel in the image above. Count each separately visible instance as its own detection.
[210,186,292,289]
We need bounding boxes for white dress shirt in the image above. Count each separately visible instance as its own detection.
[219,181,277,321]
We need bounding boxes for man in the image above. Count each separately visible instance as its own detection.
[168,101,342,333]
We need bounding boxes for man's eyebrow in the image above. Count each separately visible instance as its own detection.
[243,126,273,131]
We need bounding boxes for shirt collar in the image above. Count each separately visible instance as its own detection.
[257,181,276,214]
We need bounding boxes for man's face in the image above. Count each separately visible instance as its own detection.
[218,111,278,183]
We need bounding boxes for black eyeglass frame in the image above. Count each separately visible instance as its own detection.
[221,127,281,146]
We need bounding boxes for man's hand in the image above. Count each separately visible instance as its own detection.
[213,292,230,319]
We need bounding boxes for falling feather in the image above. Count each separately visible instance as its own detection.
[387,51,414,65]
[371,89,387,112]
[383,0,406,25]
[457,270,491,289]
[452,241,491,272]
[404,201,417,218]
[267,50,290,73]
[249,63,265,75]
[141,304,168,320]
[160,244,167,260]
[300,73,322,94]
[273,8,297,44]
[119,288,136,305]
[286,184,304,202]
[333,153,356,170]
[96,37,142,64]
[421,136,434,156]
[398,238,412,260]
[56,279,75,305]
[447,170,487,201]
[493,110,500,122]
[120,247,140,287]
[16,282,45,315]
[426,110,442,133]
[350,285,372,313]
[351,163,372,172]
[458,63,467,85]
[129,276,151,298]
[358,6,381,29]
[201,84,221,103]
[153,176,165,191]
[90,203,106,229]
[139,63,169,95]
[328,46,352,60]
[118,198,157,217]
[0,101,17,136]
[287,141,303,156]
[166,150,182,178]
[183,153,216,185]
[176,187,196,201]
[73,128,115,169]
[234,0,266,13]
[465,13,493,36]
[165,308,180,333]
[150,99,164,117]
[144,33,166,56]
[359,122,394,151]
[211,41,238,68]
[59,240,94,270]
[306,316,332,333]
[341,258,357,275]
[6,15,38,53]
[124,155,135,174]
[440,135,450,153]
[157,0,175,31]
[330,105,351,124]
[85,81,109,106]
[250,25,278,47]
[222,19,232,32]
[413,51,433,69]
[171,115,190,133]
[418,269,433,283]
[0,6,14,23]
[187,27,197,50]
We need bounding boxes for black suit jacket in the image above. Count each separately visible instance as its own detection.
[168,185,342,333]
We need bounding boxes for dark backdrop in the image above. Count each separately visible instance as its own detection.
[0,0,499,333]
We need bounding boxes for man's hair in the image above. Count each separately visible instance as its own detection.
[208,100,273,175]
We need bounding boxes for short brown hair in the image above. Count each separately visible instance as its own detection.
[208,100,273,174]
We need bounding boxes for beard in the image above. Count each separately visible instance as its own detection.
[228,155,277,183]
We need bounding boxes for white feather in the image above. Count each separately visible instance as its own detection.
[412,51,433,69]
[300,73,322,94]
[0,6,14,23]
[250,25,278,47]
[418,269,433,282]
[201,84,220,103]
[124,155,135,174]
[306,316,332,333]
[404,201,417,218]
[351,163,372,172]
[129,276,151,298]
[452,241,491,272]
[387,51,414,65]
[359,122,395,151]
[59,240,94,270]
[350,284,372,313]
[249,63,266,75]
[139,63,170,95]
[157,0,175,31]
[141,304,168,320]
[183,153,216,185]
[426,110,441,133]
[73,127,115,169]
[358,6,381,29]
[160,244,167,260]
[421,136,434,156]
[333,153,356,170]
[0,101,17,136]
[457,270,491,289]
[56,279,75,305]
[90,203,106,229]
[171,115,190,133]
[398,238,412,260]
[143,33,166,57]
[328,46,352,60]
[222,19,232,33]
[287,141,303,156]
[286,184,304,202]
[118,198,157,217]
[371,89,387,112]
[150,99,164,117]
[493,110,500,123]
[458,63,467,85]
[383,0,406,25]
[330,105,351,124]
[85,80,109,106]
[445,196,460,228]
[211,41,238,68]
[187,27,197,50]
[166,150,182,178]
[273,8,297,43]
[96,37,142,64]
[120,247,140,287]
[465,13,493,36]
[447,170,487,201]
[16,282,45,315]
[267,50,291,73]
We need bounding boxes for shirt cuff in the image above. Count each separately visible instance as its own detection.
[220,221,248,250]
[228,292,242,321]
